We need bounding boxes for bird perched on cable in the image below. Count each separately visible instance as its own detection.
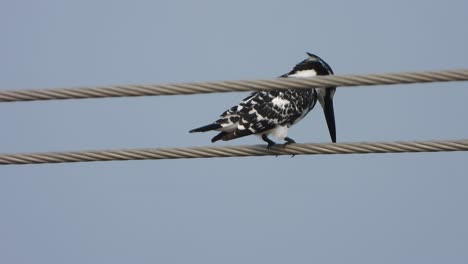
[189,52,336,148]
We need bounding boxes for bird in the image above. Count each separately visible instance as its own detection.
[189,52,336,148]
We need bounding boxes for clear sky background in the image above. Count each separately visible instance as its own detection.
[1,0,468,263]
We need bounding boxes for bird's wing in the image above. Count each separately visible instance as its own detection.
[219,90,296,141]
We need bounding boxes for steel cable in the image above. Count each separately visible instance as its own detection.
[1,69,468,102]
[1,139,467,165]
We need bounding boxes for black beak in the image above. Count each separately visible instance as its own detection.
[323,91,336,143]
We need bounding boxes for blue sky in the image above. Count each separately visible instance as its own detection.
[1,0,468,263]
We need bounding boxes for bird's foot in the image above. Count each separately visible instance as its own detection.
[282,137,296,148]
[262,135,277,150]
[267,142,277,150]
[283,137,296,157]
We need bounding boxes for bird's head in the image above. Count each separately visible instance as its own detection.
[283,52,334,78]
[286,52,337,143]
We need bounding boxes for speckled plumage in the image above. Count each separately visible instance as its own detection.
[190,52,336,147]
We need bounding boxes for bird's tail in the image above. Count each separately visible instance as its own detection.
[189,123,222,133]
[211,132,229,142]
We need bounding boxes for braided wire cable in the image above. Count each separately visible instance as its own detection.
[1,69,468,102]
[1,139,467,165]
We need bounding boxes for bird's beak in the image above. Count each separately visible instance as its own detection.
[323,92,336,143]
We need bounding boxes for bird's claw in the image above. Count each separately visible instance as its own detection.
[283,137,296,157]
[282,138,296,148]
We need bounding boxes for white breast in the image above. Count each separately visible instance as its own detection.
[268,125,288,140]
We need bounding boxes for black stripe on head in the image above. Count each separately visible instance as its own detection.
[305,52,334,75]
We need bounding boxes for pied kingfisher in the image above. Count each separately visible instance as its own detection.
[189,52,336,148]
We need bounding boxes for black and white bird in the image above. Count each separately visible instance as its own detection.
[189,52,336,148]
